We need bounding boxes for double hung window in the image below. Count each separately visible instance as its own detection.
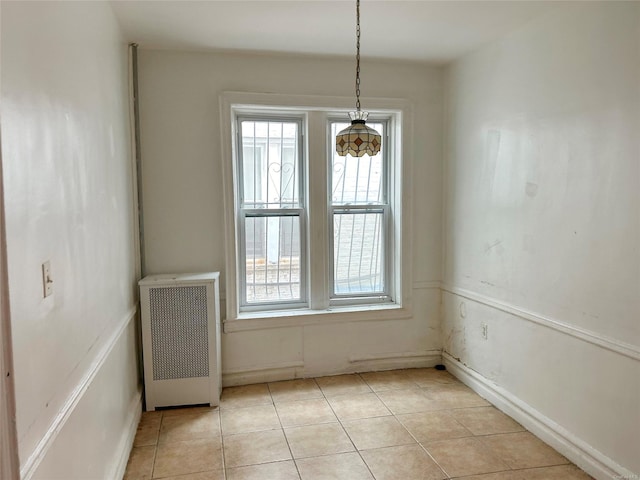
[237,117,305,309]
[231,105,399,315]
[330,120,389,302]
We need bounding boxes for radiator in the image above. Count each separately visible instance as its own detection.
[139,272,221,411]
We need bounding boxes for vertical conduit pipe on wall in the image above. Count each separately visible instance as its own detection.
[129,43,145,279]
[128,43,147,394]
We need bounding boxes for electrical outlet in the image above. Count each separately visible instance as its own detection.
[42,261,53,297]
[481,323,488,340]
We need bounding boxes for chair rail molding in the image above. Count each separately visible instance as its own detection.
[441,284,640,362]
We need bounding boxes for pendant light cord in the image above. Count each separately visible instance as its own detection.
[355,0,361,112]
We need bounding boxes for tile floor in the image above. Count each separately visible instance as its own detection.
[124,368,593,480]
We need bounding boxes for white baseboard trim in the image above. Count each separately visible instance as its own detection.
[348,349,441,363]
[222,361,305,387]
[110,388,142,480]
[20,307,138,480]
[302,356,443,380]
[315,350,442,377]
[222,351,444,387]
[442,352,636,480]
[441,284,640,362]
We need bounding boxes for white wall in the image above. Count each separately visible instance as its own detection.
[137,50,444,381]
[1,2,141,478]
[32,319,140,480]
[443,2,639,478]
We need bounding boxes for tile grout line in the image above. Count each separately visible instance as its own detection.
[268,380,304,480]
[400,381,558,478]
[415,381,519,479]
[314,370,464,479]
[368,371,455,479]
[282,376,374,478]
[320,373,379,480]
[218,407,228,480]
[150,411,163,480]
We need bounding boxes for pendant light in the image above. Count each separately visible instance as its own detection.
[335,0,381,157]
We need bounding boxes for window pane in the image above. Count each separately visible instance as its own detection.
[333,211,384,295]
[245,215,301,303]
[241,120,299,208]
[331,122,384,205]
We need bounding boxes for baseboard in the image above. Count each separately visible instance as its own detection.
[442,352,636,480]
[346,349,442,372]
[222,351,443,387]
[110,388,143,480]
[222,361,305,387]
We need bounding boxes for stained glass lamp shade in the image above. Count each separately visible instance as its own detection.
[336,111,382,157]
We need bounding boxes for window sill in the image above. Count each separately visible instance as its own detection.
[223,303,412,333]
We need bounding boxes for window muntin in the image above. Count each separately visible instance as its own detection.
[330,120,391,301]
[237,117,306,308]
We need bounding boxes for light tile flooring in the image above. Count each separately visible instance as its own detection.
[124,368,593,480]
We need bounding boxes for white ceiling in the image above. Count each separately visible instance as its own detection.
[110,0,567,63]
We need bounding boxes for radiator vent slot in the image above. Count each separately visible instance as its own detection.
[149,286,209,380]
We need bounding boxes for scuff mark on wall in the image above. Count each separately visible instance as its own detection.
[484,239,503,254]
[525,182,539,197]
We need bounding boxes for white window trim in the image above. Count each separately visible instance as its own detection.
[219,92,414,332]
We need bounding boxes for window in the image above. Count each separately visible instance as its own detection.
[330,120,389,302]
[237,117,306,309]
[220,93,409,324]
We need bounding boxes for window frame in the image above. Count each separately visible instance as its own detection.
[235,114,308,311]
[328,117,393,305]
[219,92,413,332]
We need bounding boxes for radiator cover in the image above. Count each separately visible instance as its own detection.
[139,273,221,410]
